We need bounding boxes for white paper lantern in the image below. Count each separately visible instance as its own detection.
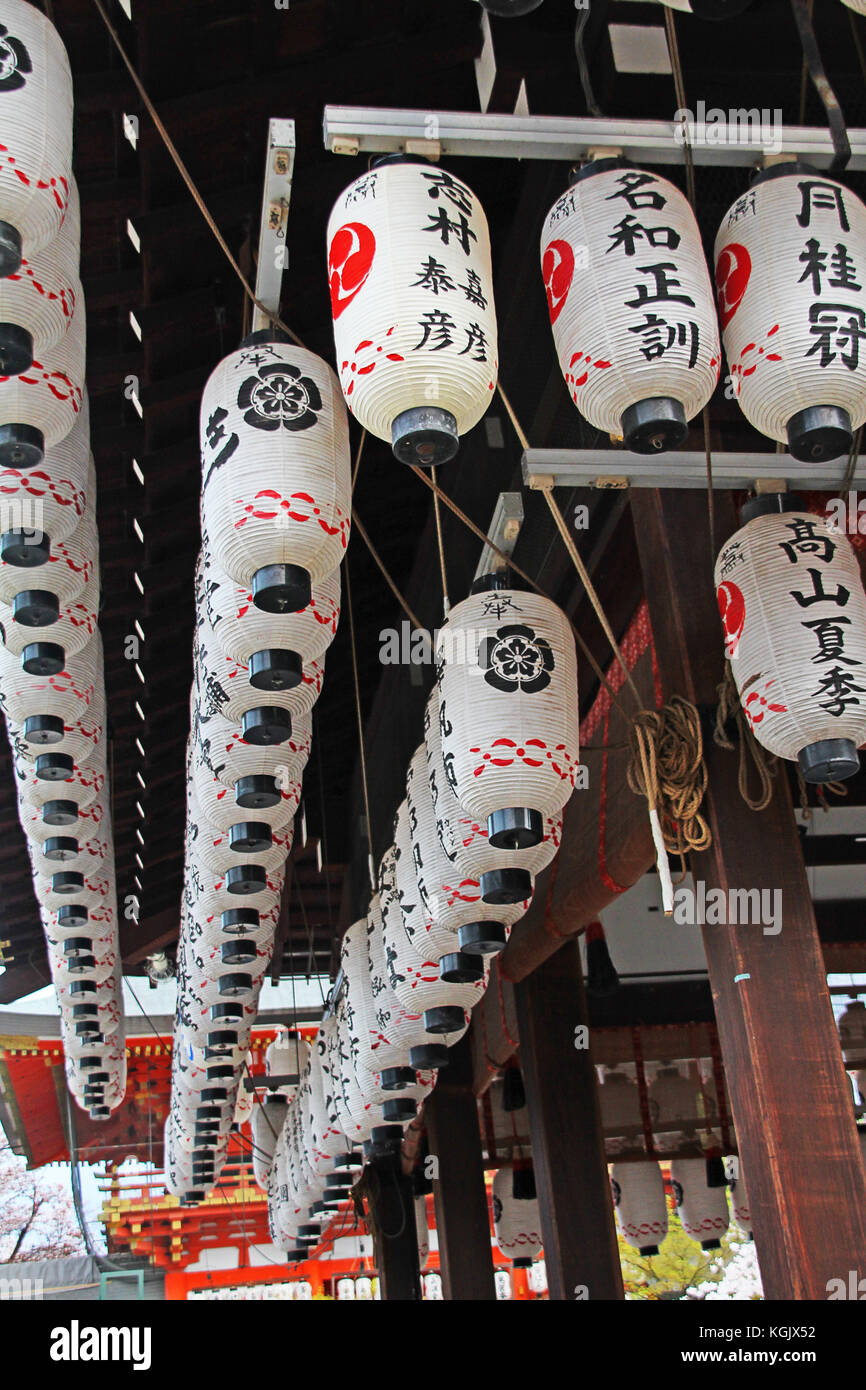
[35,868,111,915]
[0,565,98,664]
[0,290,85,467]
[56,969,122,1041]
[610,1159,668,1254]
[648,1065,709,1135]
[0,176,80,374]
[18,784,106,846]
[670,1157,730,1248]
[201,549,340,670]
[28,826,109,879]
[0,424,90,568]
[190,735,301,834]
[436,581,579,847]
[727,1158,752,1239]
[194,606,324,725]
[200,335,350,613]
[191,705,312,789]
[14,742,104,811]
[0,492,97,605]
[715,498,866,781]
[492,1166,543,1267]
[0,0,73,272]
[541,160,719,451]
[715,165,866,460]
[186,783,292,879]
[251,1096,287,1190]
[327,158,498,465]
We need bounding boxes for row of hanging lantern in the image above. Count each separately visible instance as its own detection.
[611,1156,752,1257]
[166,330,351,1202]
[0,1,122,1121]
[257,573,580,1257]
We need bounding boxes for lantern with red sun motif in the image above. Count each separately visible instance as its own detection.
[327,157,497,467]
[714,164,866,461]
[714,494,866,782]
[540,159,719,452]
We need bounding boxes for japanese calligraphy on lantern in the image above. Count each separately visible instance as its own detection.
[540,164,720,442]
[714,508,866,770]
[714,170,866,452]
[327,161,498,446]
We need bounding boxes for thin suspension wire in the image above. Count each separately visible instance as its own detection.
[431,481,450,617]
[344,560,376,891]
[352,508,425,632]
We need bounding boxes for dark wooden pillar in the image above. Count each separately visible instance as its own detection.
[514,940,624,1301]
[360,1153,422,1301]
[424,1032,497,1300]
[632,487,866,1300]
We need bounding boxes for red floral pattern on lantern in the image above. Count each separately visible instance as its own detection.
[339,326,404,397]
[542,239,574,325]
[717,580,746,659]
[233,490,350,549]
[729,323,782,393]
[715,242,752,330]
[742,677,787,728]
[468,736,579,786]
[0,144,69,212]
[0,469,84,515]
[328,221,376,319]
[565,350,611,401]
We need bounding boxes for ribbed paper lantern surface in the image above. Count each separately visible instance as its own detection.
[610,1160,668,1254]
[201,550,340,668]
[194,608,324,723]
[200,334,350,613]
[0,498,97,605]
[0,432,90,562]
[0,294,85,466]
[715,498,866,782]
[0,566,98,662]
[0,0,73,274]
[670,1158,730,1249]
[715,165,866,461]
[437,582,579,848]
[327,158,497,466]
[541,160,719,452]
[492,1166,543,1267]
[0,176,80,374]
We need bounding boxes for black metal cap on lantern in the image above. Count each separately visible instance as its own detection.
[42,799,78,826]
[62,935,92,958]
[75,1020,102,1039]
[225,863,267,895]
[217,972,253,997]
[458,920,508,955]
[23,642,65,676]
[220,939,257,966]
[240,328,295,349]
[220,907,260,934]
[200,1087,229,1104]
[325,1171,351,1192]
[0,221,23,278]
[512,1166,537,1201]
[798,737,860,784]
[241,705,292,746]
[332,1151,363,1171]
[382,1096,417,1123]
[487,807,543,850]
[207,1029,239,1050]
[251,562,311,615]
[408,1042,450,1070]
[209,1002,244,1023]
[364,1125,404,1157]
[391,406,459,468]
[235,775,280,810]
[740,491,802,524]
[0,424,45,469]
[13,588,59,626]
[71,1002,98,1021]
[0,323,32,376]
[43,836,79,861]
[0,529,50,567]
[89,1105,111,1121]
[195,1105,223,1123]
[58,905,89,929]
[480,866,532,906]
[35,752,73,781]
[84,1071,110,1086]
[700,1238,723,1251]
[69,980,96,999]
[50,871,84,895]
[249,648,303,692]
[470,568,520,596]
[23,713,65,746]
[439,950,483,984]
[66,953,95,973]
[380,1066,415,1092]
[621,396,688,455]
[423,1005,466,1035]
[205,1064,234,1082]
[228,822,272,854]
[786,405,853,464]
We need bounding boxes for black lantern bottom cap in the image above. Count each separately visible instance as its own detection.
[13,588,59,626]
[220,939,257,966]
[333,1152,363,1170]
[380,1065,415,1091]
[228,822,272,854]
[458,920,508,955]
[391,407,459,468]
[0,323,32,376]
[0,423,44,469]
[512,1256,534,1268]
[43,837,79,861]
[249,648,303,692]
[210,1002,243,1022]
[225,864,266,895]
[701,1239,722,1251]
[252,562,311,614]
[480,865,533,906]
[382,1096,416,1123]
[621,397,687,454]
[43,799,78,826]
[207,1029,239,1050]
[798,737,859,784]
[24,643,65,677]
[1,528,51,567]
[221,908,260,934]
[787,405,852,463]
[217,972,253,997]
[408,1043,449,1070]
[235,774,280,810]
[439,950,483,984]
[488,807,543,850]
[24,714,64,746]
[364,1125,403,1155]
[241,706,292,746]
[423,1005,465,1035]
[0,221,22,278]
[35,751,73,781]
[89,1106,111,1121]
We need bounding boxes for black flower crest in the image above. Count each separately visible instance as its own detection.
[236,362,322,432]
[479,623,554,695]
[0,26,31,94]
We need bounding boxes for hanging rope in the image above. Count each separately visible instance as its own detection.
[432,483,450,617]
[351,508,425,633]
[713,661,777,812]
[627,697,710,910]
[90,0,306,346]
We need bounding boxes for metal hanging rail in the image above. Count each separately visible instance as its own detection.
[322,105,866,170]
[520,449,865,493]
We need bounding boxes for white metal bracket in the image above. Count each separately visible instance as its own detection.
[521,449,863,493]
[252,118,296,333]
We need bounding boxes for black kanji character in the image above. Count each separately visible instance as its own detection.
[802,615,860,665]
[778,518,837,565]
[624,263,696,309]
[604,171,667,211]
[790,568,851,608]
[413,309,456,351]
[460,268,488,309]
[829,243,862,291]
[421,169,473,216]
[626,312,699,367]
[459,322,489,362]
[805,302,866,371]
[607,214,681,257]
[423,207,477,256]
[798,239,826,295]
[796,181,851,232]
[412,256,456,295]
[811,666,866,717]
